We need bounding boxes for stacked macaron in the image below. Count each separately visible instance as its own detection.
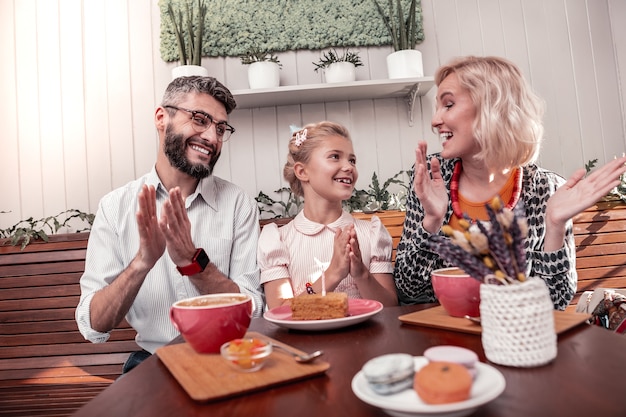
[361,353,415,395]
[415,345,478,404]
[423,345,478,378]
[360,345,479,404]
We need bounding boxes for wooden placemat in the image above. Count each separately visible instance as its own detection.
[156,331,330,402]
[398,305,590,335]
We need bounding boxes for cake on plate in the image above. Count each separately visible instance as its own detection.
[290,292,349,320]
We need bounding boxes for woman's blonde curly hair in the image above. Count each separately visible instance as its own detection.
[435,56,545,171]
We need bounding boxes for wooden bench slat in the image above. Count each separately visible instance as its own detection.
[0,341,139,361]
[0,261,86,278]
[0,285,80,303]
[0,273,83,290]
[0,373,117,387]
[0,301,76,323]
[1,328,138,349]
[0,319,131,335]
[0,352,132,372]
[0,248,87,267]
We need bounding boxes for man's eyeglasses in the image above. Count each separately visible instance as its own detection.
[164,105,235,142]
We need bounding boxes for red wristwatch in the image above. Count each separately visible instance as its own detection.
[176,248,210,276]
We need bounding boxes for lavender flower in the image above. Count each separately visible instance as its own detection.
[428,197,529,284]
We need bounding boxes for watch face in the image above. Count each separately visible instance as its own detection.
[194,248,210,270]
[177,248,210,276]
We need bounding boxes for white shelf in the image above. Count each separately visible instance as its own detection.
[231,77,435,115]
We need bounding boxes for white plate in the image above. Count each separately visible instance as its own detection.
[263,299,383,331]
[352,357,506,417]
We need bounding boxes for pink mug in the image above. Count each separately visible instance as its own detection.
[170,293,253,354]
[431,267,481,318]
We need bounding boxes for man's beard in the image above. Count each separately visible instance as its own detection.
[163,124,220,179]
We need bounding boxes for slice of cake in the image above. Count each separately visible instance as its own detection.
[290,292,349,320]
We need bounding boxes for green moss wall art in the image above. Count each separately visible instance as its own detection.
[159,0,424,62]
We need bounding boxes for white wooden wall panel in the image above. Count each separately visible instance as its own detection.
[83,0,112,210]
[14,0,44,222]
[37,0,66,219]
[105,0,136,190]
[588,0,624,161]
[524,0,560,171]
[128,0,159,178]
[1,0,625,229]
[478,0,506,56]
[0,0,21,227]
[349,101,379,186]
[610,0,626,144]
[568,0,607,170]
[456,0,484,57]
[59,0,90,214]
[418,0,442,77]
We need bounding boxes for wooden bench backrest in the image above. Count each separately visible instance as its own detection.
[572,199,626,304]
[0,233,138,387]
[351,205,626,306]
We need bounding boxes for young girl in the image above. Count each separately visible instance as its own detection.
[258,121,398,310]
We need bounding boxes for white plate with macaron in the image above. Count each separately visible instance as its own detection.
[351,347,505,417]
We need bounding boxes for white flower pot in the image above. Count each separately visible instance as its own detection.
[247,61,280,89]
[480,279,557,367]
[171,65,209,80]
[324,62,356,83]
[386,50,424,79]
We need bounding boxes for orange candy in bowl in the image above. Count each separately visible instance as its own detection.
[221,338,272,372]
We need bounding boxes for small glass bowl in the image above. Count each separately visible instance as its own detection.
[220,338,273,372]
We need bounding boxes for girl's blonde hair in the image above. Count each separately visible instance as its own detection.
[435,56,545,170]
[283,121,351,197]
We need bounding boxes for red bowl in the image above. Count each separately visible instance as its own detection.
[170,293,253,354]
[431,267,481,318]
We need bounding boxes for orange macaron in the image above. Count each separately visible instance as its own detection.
[414,361,472,404]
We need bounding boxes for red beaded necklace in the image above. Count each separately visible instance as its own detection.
[450,160,523,220]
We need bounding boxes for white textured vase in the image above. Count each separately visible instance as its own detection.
[324,62,356,83]
[480,278,557,367]
[171,65,209,80]
[247,61,280,89]
[386,50,424,79]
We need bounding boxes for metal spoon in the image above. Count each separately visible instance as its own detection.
[464,315,481,324]
[272,344,324,363]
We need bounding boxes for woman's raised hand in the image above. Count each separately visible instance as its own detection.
[414,142,449,233]
[547,155,626,226]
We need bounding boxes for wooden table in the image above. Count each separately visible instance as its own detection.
[72,305,626,417]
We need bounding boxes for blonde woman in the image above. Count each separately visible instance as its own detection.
[394,56,626,310]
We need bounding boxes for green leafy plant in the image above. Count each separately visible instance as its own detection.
[373,0,420,51]
[345,171,409,212]
[313,49,364,72]
[585,158,598,174]
[0,209,94,250]
[256,170,409,218]
[165,0,208,66]
[585,157,626,202]
[255,188,303,219]
[240,49,282,67]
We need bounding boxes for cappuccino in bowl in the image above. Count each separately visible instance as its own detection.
[170,293,253,354]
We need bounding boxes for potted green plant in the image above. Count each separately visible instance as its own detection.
[164,0,209,79]
[372,0,424,79]
[313,49,364,83]
[240,49,282,89]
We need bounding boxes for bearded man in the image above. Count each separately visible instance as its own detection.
[76,76,263,373]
